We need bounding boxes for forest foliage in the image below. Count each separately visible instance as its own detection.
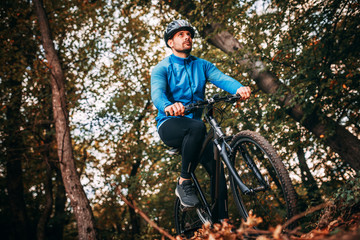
[0,0,359,239]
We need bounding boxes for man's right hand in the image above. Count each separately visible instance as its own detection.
[165,102,185,116]
[236,86,251,100]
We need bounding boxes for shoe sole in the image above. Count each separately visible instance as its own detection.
[175,188,198,208]
[179,204,193,212]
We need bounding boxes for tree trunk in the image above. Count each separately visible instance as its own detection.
[297,148,322,204]
[33,0,97,239]
[5,78,29,240]
[3,3,32,238]
[52,167,67,240]
[167,1,360,170]
[36,151,53,240]
[127,159,142,239]
[125,101,150,239]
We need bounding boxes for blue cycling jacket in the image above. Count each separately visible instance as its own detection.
[151,54,243,128]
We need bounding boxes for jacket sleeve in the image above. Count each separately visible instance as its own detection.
[204,60,243,94]
[151,65,173,112]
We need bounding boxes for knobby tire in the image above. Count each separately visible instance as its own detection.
[229,130,297,229]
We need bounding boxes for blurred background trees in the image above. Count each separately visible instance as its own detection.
[0,0,358,239]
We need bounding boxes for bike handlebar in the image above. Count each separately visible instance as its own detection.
[165,94,241,116]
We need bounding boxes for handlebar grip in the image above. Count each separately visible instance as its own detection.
[184,103,197,113]
[164,94,241,117]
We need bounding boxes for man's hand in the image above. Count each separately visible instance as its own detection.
[164,102,185,116]
[236,86,251,100]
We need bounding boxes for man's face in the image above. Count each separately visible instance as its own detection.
[168,30,193,54]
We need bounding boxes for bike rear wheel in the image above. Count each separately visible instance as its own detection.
[174,197,212,238]
[229,130,297,229]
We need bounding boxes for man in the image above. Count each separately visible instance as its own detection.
[151,19,251,221]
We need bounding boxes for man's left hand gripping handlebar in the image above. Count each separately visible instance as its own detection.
[165,102,185,116]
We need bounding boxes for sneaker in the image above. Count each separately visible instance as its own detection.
[175,179,200,208]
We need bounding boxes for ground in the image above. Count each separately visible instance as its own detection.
[185,202,360,240]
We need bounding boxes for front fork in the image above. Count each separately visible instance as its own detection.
[214,139,252,195]
[214,138,269,194]
[207,113,268,195]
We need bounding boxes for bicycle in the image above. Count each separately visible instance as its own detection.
[171,94,297,239]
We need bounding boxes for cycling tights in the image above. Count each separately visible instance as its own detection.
[158,117,228,219]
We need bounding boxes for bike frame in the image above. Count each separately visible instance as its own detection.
[190,102,268,222]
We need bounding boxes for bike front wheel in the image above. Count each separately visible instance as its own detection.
[229,130,297,229]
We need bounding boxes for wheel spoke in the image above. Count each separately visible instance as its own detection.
[174,198,212,238]
[229,131,297,229]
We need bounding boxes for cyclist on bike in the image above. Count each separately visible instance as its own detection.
[151,19,251,221]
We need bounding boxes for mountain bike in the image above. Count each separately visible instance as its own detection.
[172,94,297,239]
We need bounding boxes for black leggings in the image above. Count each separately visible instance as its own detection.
[158,117,228,219]
[158,117,206,179]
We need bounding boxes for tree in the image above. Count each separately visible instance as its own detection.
[33,0,97,239]
[2,0,358,239]
[164,0,360,170]
[0,1,37,238]
[87,3,171,237]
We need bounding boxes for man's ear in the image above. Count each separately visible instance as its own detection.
[167,39,173,48]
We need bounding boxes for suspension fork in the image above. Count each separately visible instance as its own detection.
[239,146,269,188]
[206,113,252,195]
[213,139,252,195]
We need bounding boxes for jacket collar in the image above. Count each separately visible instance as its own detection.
[170,54,195,65]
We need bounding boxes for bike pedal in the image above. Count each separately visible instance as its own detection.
[180,204,195,212]
[166,148,180,155]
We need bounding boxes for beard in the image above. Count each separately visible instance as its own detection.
[174,43,192,54]
[179,47,192,54]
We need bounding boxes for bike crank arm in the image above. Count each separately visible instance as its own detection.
[252,176,269,192]
[190,172,213,218]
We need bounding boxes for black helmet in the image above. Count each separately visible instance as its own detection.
[164,19,195,48]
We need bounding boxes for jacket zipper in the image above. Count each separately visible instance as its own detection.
[184,60,194,102]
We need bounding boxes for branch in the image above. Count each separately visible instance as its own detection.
[282,202,331,230]
[115,186,177,240]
